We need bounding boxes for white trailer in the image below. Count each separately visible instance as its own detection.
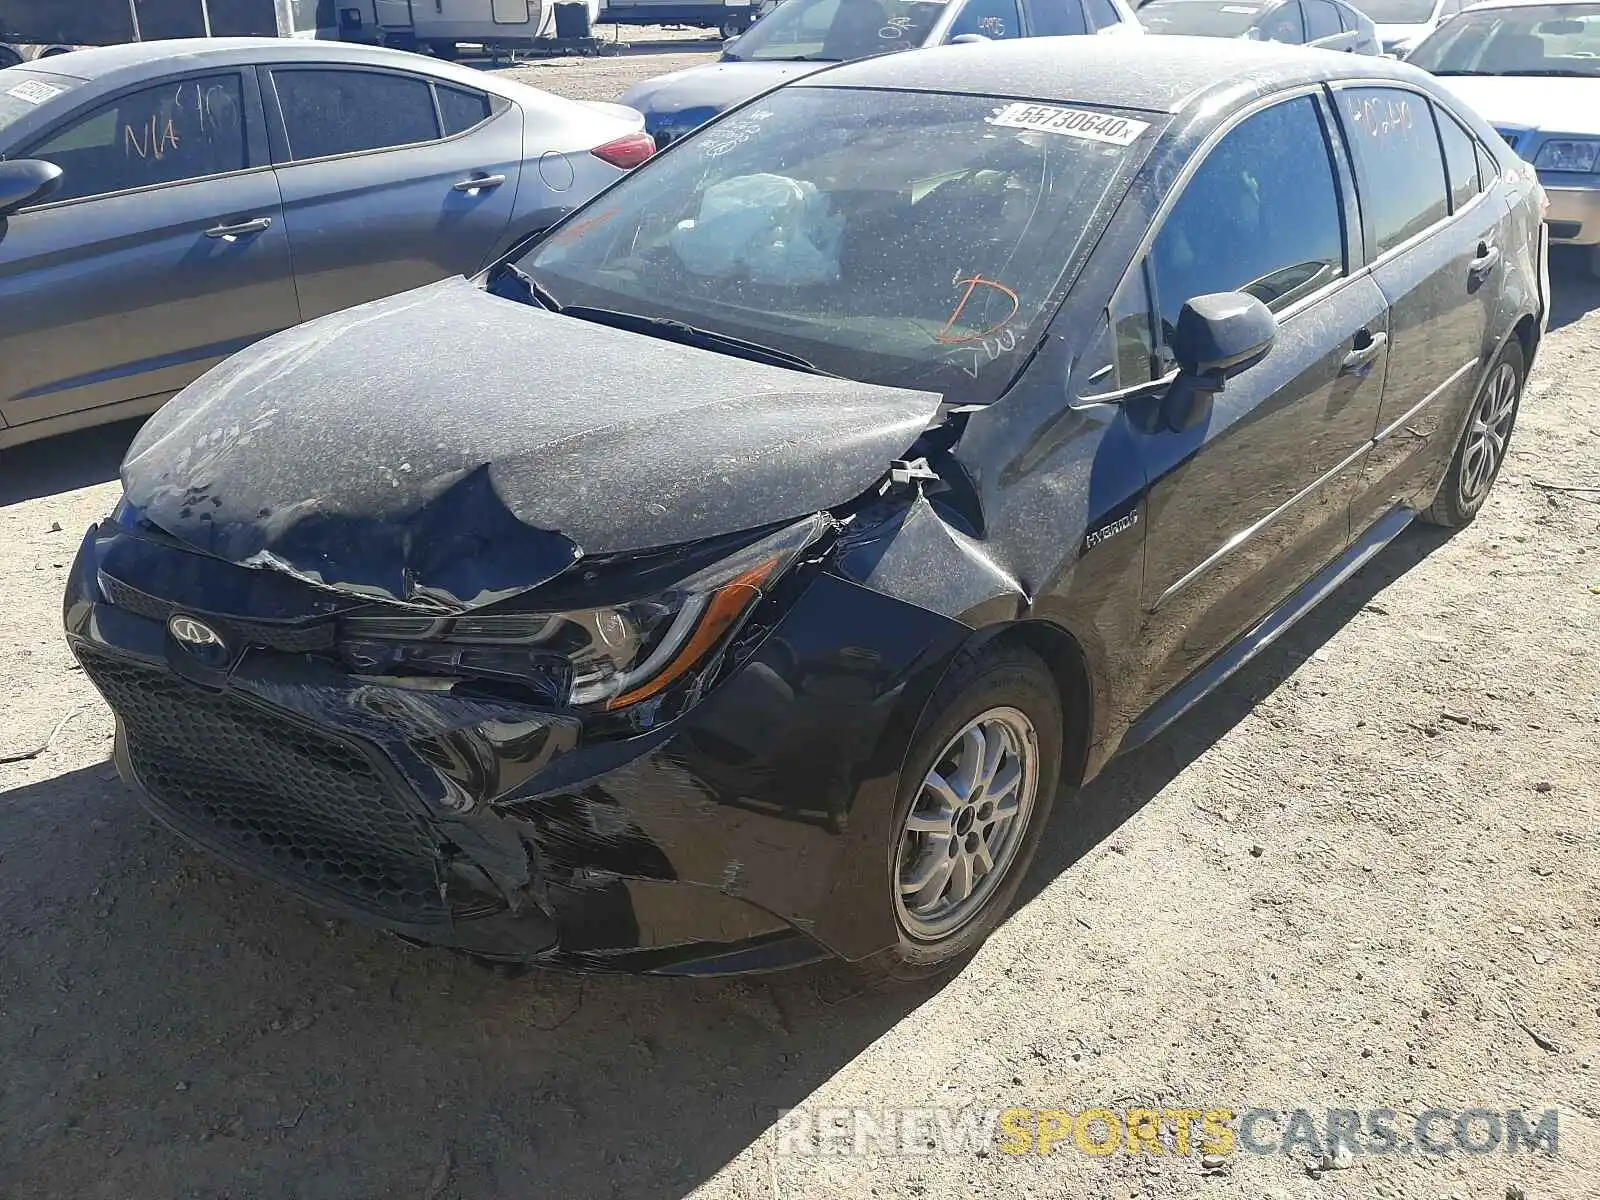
[369,0,604,55]
[1,0,344,67]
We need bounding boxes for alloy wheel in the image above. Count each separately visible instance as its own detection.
[894,706,1040,942]
[1458,361,1519,509]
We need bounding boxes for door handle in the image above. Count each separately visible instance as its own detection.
[453,173,506,193]
[1469,242,1501,279]
[1341,330,1388,374]
[205,216,272,240]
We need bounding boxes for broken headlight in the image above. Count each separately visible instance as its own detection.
[337,516,826,711]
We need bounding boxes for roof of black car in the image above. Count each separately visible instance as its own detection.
[794,37,1432,114]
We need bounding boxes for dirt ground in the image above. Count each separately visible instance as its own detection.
[2,42,1599,1200]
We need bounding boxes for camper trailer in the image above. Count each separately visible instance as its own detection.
[599,0,760,37]
[367,0,755,51]
[0,0,344,67]
[369,0,604,55]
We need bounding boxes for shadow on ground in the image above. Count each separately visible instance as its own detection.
[0,417,143,506]
[0,517,1454,1197]
[1019,521,1454,908]
[1547,247,1600,332]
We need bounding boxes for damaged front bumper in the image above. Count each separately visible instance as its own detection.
[64,520,969,975]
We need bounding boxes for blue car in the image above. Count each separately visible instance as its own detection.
[622,0,1143,146]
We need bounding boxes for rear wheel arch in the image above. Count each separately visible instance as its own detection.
[1511,312,1539,373]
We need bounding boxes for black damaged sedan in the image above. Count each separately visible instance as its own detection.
[66,38,1546,984]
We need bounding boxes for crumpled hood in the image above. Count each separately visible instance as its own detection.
[1437,75,1600,138]
[620,61,830,118]
[121,277,942,610]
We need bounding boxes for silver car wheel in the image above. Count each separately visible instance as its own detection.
[894,706,1039,942]
[1458,360,1518,508]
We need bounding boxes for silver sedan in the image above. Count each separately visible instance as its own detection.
[0,38,651,449]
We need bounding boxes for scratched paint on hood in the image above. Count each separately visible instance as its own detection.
[120,277,943,610]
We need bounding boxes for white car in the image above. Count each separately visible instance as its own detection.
[1361,0,1469,54]
[1409,0,1600,276]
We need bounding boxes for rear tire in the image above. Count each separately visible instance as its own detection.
[0,44,23,68]
[846,642,1063,991]
[1421,340,1524,528]
[429,40,460,59]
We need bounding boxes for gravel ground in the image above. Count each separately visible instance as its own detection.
[1,45,1598,1200]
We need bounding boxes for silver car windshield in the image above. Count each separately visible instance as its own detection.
[1358,0,1438,22]
[724,0,949,61]
[1408,3,1600,75]
[518,87,1152,400]
[0,71,81,139]
[1140,1,1267,35]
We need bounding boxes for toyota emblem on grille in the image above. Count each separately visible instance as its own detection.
[168,615,228,665]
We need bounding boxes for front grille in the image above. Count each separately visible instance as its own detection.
[97,571,335,653]
[77,645,446,924]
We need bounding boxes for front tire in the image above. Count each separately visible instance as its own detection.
[1422,340,1524,528]
[0,44,23,69]
[848,643,1063,990]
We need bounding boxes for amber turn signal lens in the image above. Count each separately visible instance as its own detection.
[604,558,778,710]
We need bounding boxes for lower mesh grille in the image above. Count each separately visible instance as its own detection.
[77,645,446,924]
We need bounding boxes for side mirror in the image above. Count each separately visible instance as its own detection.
[1163,291,1275,430]
[0,159,63,217]
[950,32,991,43]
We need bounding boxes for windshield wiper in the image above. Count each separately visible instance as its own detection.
[1508,68,1599,77]
[561,305,835,376]
[488,261,562,312]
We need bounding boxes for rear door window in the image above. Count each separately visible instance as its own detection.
[1029,0,1089,33]
[1475,140,1499,188]
[272,69,440,161]
[1304,0,1342,38]
[1433,103,1482,211]
[25,73,247,204]
[438,84,495,136]
[1335,87,1450,256]
[1148,94,1345,352]
[1259,1,1306,41]
[1084,0,1123,29]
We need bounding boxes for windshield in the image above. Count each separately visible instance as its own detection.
[1408,3,1600,74]
[1359,0,1437,22]
[0,71,80,140]
[725,0,948,62]
[1140,1,1264,36]
[517,88,1151,401]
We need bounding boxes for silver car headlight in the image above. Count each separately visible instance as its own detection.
[338,515,826,711]
[1533,139,1600,173]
